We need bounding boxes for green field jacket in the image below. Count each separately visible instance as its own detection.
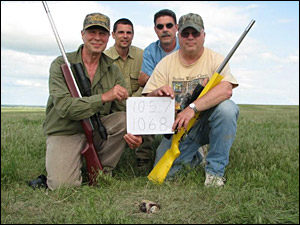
[43,45,127,136]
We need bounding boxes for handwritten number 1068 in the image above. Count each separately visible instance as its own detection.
[133,117,168,131]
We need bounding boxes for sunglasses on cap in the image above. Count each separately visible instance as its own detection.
[180,31,201,38]
[156,23,174,30]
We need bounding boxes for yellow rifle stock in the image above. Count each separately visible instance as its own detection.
[147,19,255,184]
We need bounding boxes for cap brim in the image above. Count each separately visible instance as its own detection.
[84,24,110,32]
[179,22,202,33]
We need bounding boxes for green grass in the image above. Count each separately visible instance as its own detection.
[1,105,299,224]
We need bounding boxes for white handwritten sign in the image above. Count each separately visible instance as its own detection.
[126,97,175,135]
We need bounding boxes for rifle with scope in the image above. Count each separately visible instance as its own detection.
[42,1,106,185]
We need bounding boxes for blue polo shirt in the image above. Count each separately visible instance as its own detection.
[141,37,180,76]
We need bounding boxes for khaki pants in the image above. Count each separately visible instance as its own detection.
[46,112,126,190]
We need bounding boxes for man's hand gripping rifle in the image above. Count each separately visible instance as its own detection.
[42,1,107,185]
[148,19,256,184]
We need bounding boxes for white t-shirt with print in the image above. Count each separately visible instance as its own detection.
[142,47,238,110]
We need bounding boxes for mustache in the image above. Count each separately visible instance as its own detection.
[161,33,171,38]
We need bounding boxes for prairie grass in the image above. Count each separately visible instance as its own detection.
[1,105,299,224]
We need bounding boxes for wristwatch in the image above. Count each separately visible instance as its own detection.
[189,103,198,113]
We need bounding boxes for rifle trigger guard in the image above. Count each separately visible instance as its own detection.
[180,132,188,142]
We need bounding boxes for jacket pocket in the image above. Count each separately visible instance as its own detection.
[129,72,140,93]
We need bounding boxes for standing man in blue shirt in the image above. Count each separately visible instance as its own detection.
[138,9,180,87]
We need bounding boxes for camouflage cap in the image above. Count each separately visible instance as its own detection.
[83,13,110,32]
[178,13,204,33]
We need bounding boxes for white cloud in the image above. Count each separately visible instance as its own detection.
[1,49,54,79]
[260,52,299,64]
[278,19,294,24]
[16,80,46,88]
[287,55,299,64]
[131,25,157,49]
[1,1,113,54]
[246,4,260,9]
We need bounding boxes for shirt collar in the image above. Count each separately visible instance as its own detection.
[109,45,134,60]
[157,37,179,54]
[77,44,114,72]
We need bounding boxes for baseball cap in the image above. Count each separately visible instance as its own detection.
[178,13,204,33]
[83,13,110,32]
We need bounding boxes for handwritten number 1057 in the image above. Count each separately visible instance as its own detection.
[132,100,172,113]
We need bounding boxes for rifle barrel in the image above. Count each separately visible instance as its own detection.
[216,19,255,74]
[42,1,82,97]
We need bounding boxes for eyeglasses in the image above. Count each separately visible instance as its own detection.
[180,31,201,38]
[156,23,174,30]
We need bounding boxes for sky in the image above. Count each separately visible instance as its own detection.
[1,1,299,106]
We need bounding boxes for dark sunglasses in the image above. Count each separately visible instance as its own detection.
[180,31,201,38]
[156,23,174,30]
